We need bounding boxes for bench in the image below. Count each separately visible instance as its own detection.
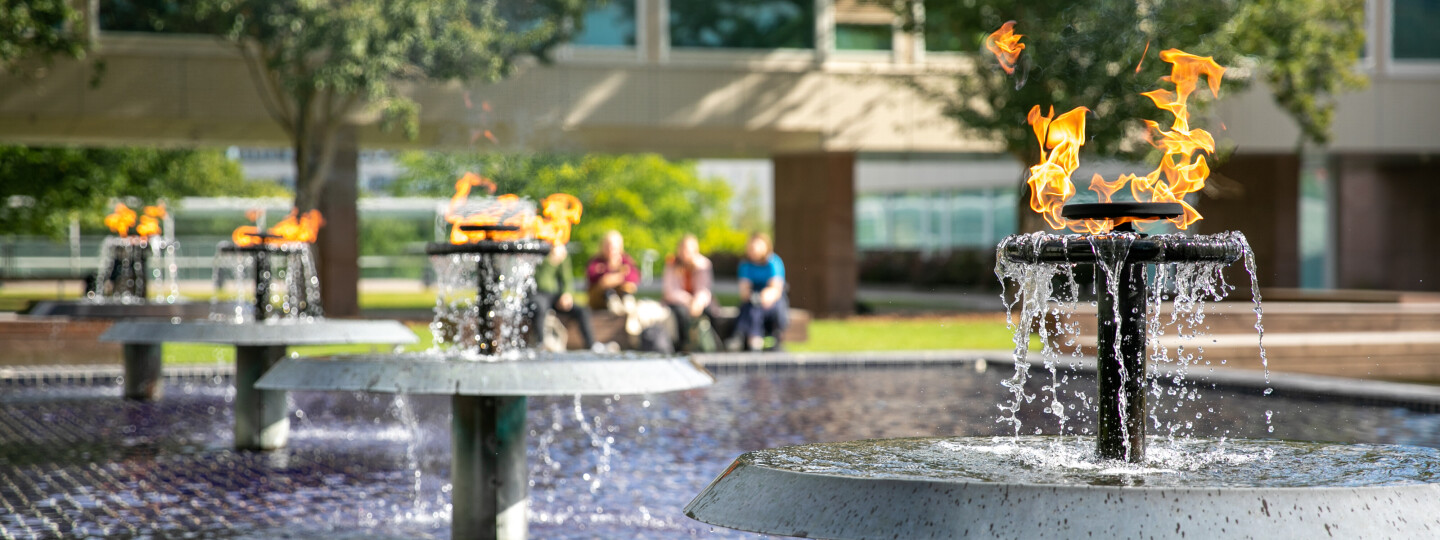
[554,305,810,351]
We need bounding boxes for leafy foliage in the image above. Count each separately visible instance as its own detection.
[389,152,748,261]
[0,146,287,237]
[0,0,88,74]
[178,0,586,211]
[904,0,1366,161]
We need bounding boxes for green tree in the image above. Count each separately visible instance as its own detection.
[0,0,88,75]
[187,0,587,212]
[895,0,1365,227]
[390,152,747,261]
[0,146,287,237]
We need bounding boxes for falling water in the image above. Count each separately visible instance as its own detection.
[428,251,540,359]
[209,243,324,323]
[995,231,1269,451]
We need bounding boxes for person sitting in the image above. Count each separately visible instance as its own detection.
[734,232,788,351]
[531,242,598,351]
[662,234,719,352]
[585,230,642,335]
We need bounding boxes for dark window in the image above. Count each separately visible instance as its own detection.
[1393,0,1440,60]
[670,0,815,49]
[574,0,637,47]
[98,0,211,33]
[836,24,892,51]
[920,0,974,53]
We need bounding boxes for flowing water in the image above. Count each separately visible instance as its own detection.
[3,365,1440,538]
[87,237,181,304]
[209,243,324,323]
[428,252,541,359]
[994,231,1266,447]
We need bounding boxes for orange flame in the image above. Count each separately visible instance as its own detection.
[1025,48,1225,233]
[985,21,1025,75]
[134,204,166,238]
[104,204,138,237]
[231,209,325,247]
[444,173,583,246]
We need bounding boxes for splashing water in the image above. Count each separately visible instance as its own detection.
[995,231,1269,450]
[428,251,541,359]
[209,242,324,323]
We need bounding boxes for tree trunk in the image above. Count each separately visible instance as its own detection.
[313,125,361,317]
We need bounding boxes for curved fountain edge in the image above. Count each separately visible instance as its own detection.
[684,452,1440,540]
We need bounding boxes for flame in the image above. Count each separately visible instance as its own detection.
[134,204,166,238]
[1025,48,1225,232]
[1025,105,1088,230]
[444,173,583,245]
[104,204,137,237]
[985,21,1025,75]
[231,209,325,247]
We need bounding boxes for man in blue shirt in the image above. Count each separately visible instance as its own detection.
[735,232,788,351]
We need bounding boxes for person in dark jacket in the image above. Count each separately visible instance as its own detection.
[532,242,596,350]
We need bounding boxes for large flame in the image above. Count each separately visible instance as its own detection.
[444,173,583,245]
[985,21,1025,75]
[231,209,325,247]
[1026,48,1225,233]
[104,203,138,237]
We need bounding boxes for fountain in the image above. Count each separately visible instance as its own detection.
[685,42,1440,539]
[24,202,210,319]
[100,208,417,446]
[253,176,714,540]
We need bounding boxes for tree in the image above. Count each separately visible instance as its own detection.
[390,151,747,261]
[0,146,288,237]
[894,0,1366,227]
[189,0,587,212]
[0,0,88,75]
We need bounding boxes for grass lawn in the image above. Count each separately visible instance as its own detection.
[789,315,1033,352]
[4,287,1030,363]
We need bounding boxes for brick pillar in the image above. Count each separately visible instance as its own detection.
[317,125,360,317]
[772,152,856,318]
[1199,153,1301,292]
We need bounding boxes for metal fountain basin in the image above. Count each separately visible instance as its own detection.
[255,351,714,396]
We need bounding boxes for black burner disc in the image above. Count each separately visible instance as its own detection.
[458,224,522,232]
[425,240,552,256]
[1061,202,1184,220]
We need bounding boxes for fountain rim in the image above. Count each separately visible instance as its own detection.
[1000,232,1245,264]
[217,240,316,254]
[700,435,1440,492]
[424,239,552,256]
[1061,202,1185,221]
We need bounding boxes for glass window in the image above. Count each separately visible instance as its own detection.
[1393,0,1440,60]
[836,24,892,51]
[99,0,209,33]
[670,0,815,49]
[574,0,637,47]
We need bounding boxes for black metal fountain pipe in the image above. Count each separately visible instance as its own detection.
[1001,202,1242,462]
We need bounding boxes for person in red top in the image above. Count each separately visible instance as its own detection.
[662,234,718,351]
[585,230,640,313]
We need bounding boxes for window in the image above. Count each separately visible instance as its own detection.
[836,24,892,51]
[573,0,637,47]
[99,0,210,33]
[670,0,815,49]
[1393,0,1440,60]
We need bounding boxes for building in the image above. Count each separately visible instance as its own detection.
[2,0,1438,315]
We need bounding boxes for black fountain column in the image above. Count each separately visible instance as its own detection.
[1002,202,1243,462]
[232,235,297,450]
[119,238,160,401]
[431,232,552,540]
[1093,221,1148,460]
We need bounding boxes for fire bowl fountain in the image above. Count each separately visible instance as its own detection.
[255,223,713,540]
[25,202,210,319]
[685,202,1440,539]
[101,220,417,452]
